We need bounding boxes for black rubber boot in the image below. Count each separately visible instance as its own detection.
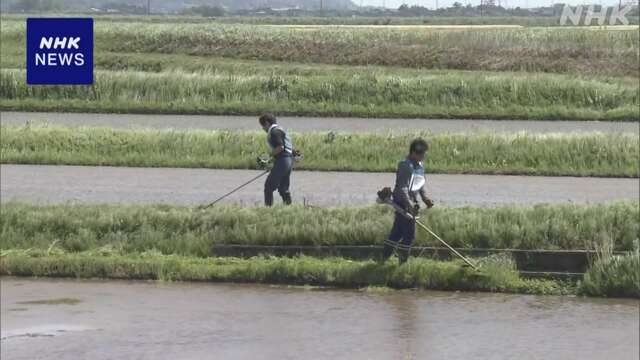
[280,191,292,205]
[398,249,410,265]
[381,243,394,262]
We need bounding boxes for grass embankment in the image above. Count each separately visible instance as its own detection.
[0,250,570,295]
[581,251,640,298]
[2,203,637,254]
[2,69,637,121]
[2,203,637,297]
[2,19,638,76]
[2,125,638,177]
[3,249,637,298]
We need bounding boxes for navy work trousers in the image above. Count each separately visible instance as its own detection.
[382,210,416,263]
[264,155,293,206]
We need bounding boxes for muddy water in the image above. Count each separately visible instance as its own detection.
[1,278,638,360]
[2,164,638,207]
[3,111,638,134]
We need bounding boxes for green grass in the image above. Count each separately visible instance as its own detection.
[3,202,636,297]
[3,29,638,85]
[2,69,637,121]
[2,19,638,76]
[2,203,637,254]
[580,250,640,298]
[0,249,570,295]
[2,124,638,177]
[2,18,637,119]
[6,47,639,87]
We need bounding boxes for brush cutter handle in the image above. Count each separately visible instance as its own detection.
[384,199,417,220]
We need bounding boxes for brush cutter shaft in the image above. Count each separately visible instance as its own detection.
[202,170,270,209]
[382,199,477,270]
[414,220,478,270]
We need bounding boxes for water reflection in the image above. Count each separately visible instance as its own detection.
[2,278,638,360]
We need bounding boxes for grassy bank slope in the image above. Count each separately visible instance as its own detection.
[2,125,638,177]
[2,69,637,121]
[0,250,569,295]
[582,251,640,298]
[2,203,637,254]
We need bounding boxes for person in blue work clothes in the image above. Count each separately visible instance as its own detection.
[259,113,294,207]
[383,138,434,264]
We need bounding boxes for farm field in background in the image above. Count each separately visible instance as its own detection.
[2,18,637,76]
[1,16,638,120]
[0,13,638,298]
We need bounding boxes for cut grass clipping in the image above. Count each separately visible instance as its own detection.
[2,125,638,177]
[2,203,637,254]
[1,69,638,121]
[0,250,570,296]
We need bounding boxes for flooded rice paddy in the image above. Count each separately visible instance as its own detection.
[2,278,638,360]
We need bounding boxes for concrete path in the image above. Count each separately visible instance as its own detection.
[2,112,637,134]
[2,165,637,207]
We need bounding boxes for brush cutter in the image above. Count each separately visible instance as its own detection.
[198,156,272,210]
[376,187,478,270]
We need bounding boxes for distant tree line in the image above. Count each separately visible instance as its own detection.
[181,5,226,17]
[3,0,638,18]
[396,3,543,17]
[8,0,59,12]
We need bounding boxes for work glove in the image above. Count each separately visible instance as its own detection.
[408,203,420,216]
[424,198,435,209]
[256,156,271,169]
[292,149,303,163]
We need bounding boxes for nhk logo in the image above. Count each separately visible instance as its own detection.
[27,18,93,85]
[36,37,85,66]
